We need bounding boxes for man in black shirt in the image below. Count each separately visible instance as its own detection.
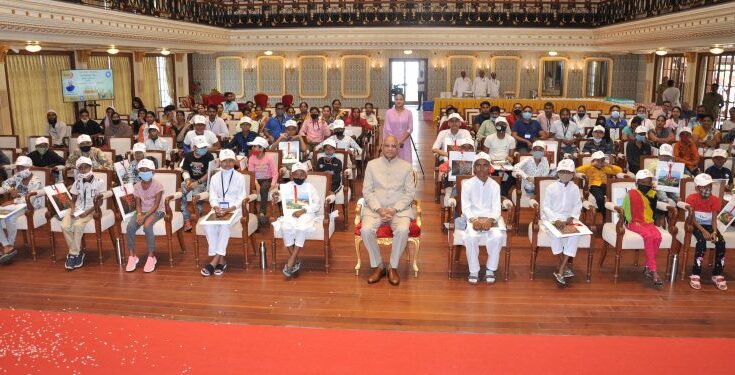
[472,101,492,133]
[71,109,103,136]
[27,137,65,169]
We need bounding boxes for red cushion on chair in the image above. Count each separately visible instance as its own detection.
[354,220,421,237]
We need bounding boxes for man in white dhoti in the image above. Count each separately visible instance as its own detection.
[541,158,583,287]
[461,152,506,284]
[277,162,322,279]
[201,149,246,277]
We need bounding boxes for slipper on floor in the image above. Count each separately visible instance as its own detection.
[214,264,227,276]
[689,275,701,290]
[200,264,215,277]
[713,276,728,291]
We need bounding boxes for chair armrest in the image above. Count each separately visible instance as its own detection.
[625,171,635,178]
[193,191,210,203]
[325,194,336,204]
[502,198,514,210]
[54,165,66,172]
[24,189,46,212]
[656,201,672,211]
[528,198,539,210]
[164,192,182,218]
[676,201,690,210]
[92,190,113,219]
[587,194,598,209]
[574,172,585,180]
[582,200,595,211]
[615,172,626,179]
[604,202,618,212]
[446,197,457,208]
[246,193,258,202]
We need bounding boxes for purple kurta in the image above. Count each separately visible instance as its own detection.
[383,108,414,163]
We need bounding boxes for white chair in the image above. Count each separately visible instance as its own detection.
[511,153,554,232]
[528,176,594,281]
[48,170,118,264]
[16,167,52,260]
[446,175,514,280]
[191,170,259,268]
[252,151,282,217]
[0,135,19,150]
[599,178,676,282]
[109,137,133,158]
[271,172,336,272]
[311,149,352,230]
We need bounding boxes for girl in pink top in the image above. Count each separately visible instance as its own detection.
[383,93,414,163]
[247,137,279,223]
[125,159,165,273]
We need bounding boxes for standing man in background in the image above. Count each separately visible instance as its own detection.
[702,83,725,120]
[656,76,669,106]
[453,70,472,98]
[488,72,500,98]
[417,69,426,111]
[472,70,491,98]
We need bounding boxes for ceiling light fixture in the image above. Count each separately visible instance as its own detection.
[403,50,413,55]
[107,45,119,55]
[24,41,41,53]
[709,46,725,55]
[655,48,668,56]
[264,50,273,56]
[548,51,558,56]
[160,48,171,56]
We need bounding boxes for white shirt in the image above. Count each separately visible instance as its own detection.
[417,75,425,91]
[70,176,106,214]
[453,77,472,97]
[145,137,171,154]
[572,114,594,132]
[483,134,516,161]
[316,135,362,155]
[721,119,735,132]
[662,87,681,107]
[541,180,583,222]
[461,176,501,221]
[183,130,218,147]
[208,168,247,210]
[472,76,491,98]
[205,116,230,138]
[488,78,500,98]
[550,119,582,141]
[280,181,322,218]
[362,113,378,128]
[432,129,472,160]
[47,121,69,146]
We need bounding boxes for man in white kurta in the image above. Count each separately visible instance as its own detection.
[452,70,472,97]
[540,159,583,285]
[461,152,506,283]
[202,149,246,276]
[277,162,322,278]
[488,72,500,98]
[432,113,472,162]
[472,70,491,98]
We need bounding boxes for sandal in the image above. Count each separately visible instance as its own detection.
[467,274,479,284]
[200,264,214,277]
[291,260,301,274]
[689,275,702,290]
[553,272,567,287]
[282,264,293,279]
[712,276,728,291]
[485,270,496,284]
[214,263,227,276]
[643,267,654,279]
[0,249,18,264]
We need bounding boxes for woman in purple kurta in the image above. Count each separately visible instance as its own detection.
[383,93,414,163]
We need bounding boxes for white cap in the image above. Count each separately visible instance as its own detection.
[239,116,252,126]
[494,117,509,125]
[136,158,155,170]
[284,120,298,128]
[15,155,32,167]
[635,126,648,134]
[147,124,160,132]
[531,141,546,150]
[635,169,652,181]
[47,109,57,114]
[695,173,713,187]
[459,138,474,147]
[713,149,728,158]
[193,136,210,149]
[447,113,464,122]
[77,134,92,144]
[132,142,147,153]
[35,136,49,146]
[680,127,692,134]
[191,114,207,125]
[291,162,308,173]
[75,156,93,168]
[321,139,337,149]
[659,143,673,157]
[557,159,575,172]
[593,125,605,133]
[474,152,492,163]
[591,151,606,160]
[330,120,345,129]
[219,149,236,161]
[247,136,269,149]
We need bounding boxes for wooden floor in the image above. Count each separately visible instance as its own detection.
[2,109,735,338]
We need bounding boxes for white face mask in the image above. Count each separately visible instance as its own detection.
[17,169,32,178]
[77,171,92,180]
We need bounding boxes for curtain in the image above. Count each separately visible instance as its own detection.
[6,54,73,146]
[88,55,132,115]
[141,56,161,110]
[164,56,175,107]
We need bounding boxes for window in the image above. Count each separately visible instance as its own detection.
[142,55,174,109]
[156,57,173,107]
[653,55,687,102]
[696,53,735,122]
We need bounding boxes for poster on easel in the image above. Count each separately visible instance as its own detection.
[44,183,72,219]
[656,160,685,193]
[113,184,137,221]
[278,141,300,170]
[448,151,476,182]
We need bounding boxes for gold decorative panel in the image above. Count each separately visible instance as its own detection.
[299,56,327,98]
[491,56,521,98]
[216,56,244,97]
[256,56,285,96]
[446,55,476,91]
[340,55,370,98]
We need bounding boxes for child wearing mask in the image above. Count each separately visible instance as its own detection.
[622,169,663,287]
[182,136,215,231]
[0,156,45,264]
[227,117,259,156]
[685,173,727,290]
[513,141,551,198]
[576,151,623,218]
[124,159,164,273]
[62,157,106,270]
[582,125,613,155]
[704,149,732,190]
[66,134,111,170]
[625,126,652,174]
[673,127,700,176]
[247,137,278,224]
[314,139,344,195]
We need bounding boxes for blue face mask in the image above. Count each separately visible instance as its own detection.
[522,111,532,120]
[531,150,545,159]
[635,134,647,143]
[611,111,620,119]
[138,171,154,181]
[637,113,646,119]
[196,148,207,156]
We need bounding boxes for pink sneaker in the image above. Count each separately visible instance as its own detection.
[143,256,157,273]
[125,256,139,272]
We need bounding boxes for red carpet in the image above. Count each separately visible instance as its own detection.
[1,309,734,374]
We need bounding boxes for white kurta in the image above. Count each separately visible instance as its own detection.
[461,176,505,274]
[277,181,321,247]
[488,78,501,98]
[432,129,473,161]
[205,169,247,256]
[453,77,472,97]
[472,77,491,98]
[541,180,583,256]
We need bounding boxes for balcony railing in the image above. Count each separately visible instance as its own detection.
[56,0,730,29]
